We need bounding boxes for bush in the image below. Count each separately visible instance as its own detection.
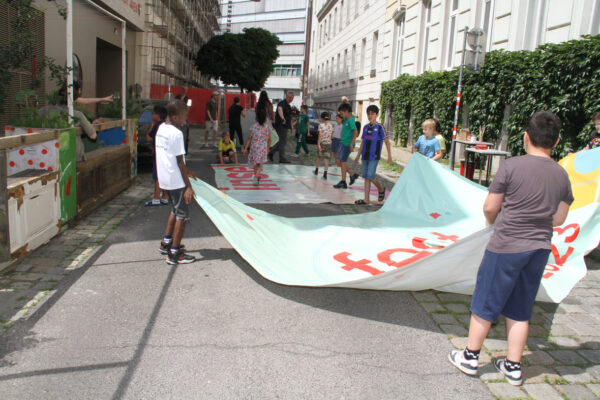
[381,35,600,158]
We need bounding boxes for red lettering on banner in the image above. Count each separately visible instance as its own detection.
[333,252,383,276]
[432,232,459,242]
[553,223,580,243]
[412,237,443,250]
[378,248,433,269]
[227,172,255,179]
[551,245,574,266]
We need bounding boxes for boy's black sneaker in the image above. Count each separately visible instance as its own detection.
[333,181,347,189]
[268,153,274,162]
[314,168,318,175]
[349,173,359,186]
[159,241,185,255]
[166,249,196,265]
[323,171,328,179]
[494,358,522,386]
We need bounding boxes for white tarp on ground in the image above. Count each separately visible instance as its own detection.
[195,151,600,303]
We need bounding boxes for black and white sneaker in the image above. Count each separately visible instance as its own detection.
[448,349,478,376]
[333,180,348,189]
[494,358,522,386]
[159,241,185,255]
[166,249,196,265]
[349,173,359,186]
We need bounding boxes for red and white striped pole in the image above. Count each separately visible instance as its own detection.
[449,27,469,170]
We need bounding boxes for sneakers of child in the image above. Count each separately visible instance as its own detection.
[349,173,359,186]
[323,171,328,179]
[166,249,196,265]
[253,176,259,186]
[145,199,161,206]
[159,241,185,255]
[160,198,169,205]
[494,358,523,386]
[333,180,348,189]
[448,349,479,376]
[313,168,318,176]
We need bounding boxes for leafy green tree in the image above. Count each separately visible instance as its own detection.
[195,28,281,92]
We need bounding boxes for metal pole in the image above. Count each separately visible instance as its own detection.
[449,26,469,170]
[66,0,74,122]
[122,21,127,124]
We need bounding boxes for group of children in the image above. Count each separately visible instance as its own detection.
[145,97,582,388]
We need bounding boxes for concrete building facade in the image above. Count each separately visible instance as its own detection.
[308,0,600,124]
[218,0,309,106]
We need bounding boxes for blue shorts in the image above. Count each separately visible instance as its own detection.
[336,144,351,162]
[470,249,551,322]
[361,159,379,180]
[331,138,341,154]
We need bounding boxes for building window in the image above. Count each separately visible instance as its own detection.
[336,53,341,80]
[355,0,359,19]
[273,64,302,76]
[351,44,356,77]
[343,48,348,77]
[481,0,495,50]
[394,12,406,77]
[360,37,366,76]
[446,0,459,68]
[312,30,315,52]
[371,31,378,73]
[333,8,337,36]
[592,0,600,35]
[420,0,432,73]
[524,0,548,49]
[340,1,344,32]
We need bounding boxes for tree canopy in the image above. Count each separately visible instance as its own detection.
[195,28,282,92]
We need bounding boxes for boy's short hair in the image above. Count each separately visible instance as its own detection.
[320,111,330,120]
[592,111,600,123]
[338,103,352,113]
[366,105,379,115]
[301,104,308,111]
[166,100,187,118]
[422,118,438,131]
[153,104,167,121]
[233,97,240,104]
[221,131,230,138]
[525,111,561,149]
[336,113,343,120]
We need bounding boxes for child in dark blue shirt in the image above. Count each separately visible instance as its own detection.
[354,105,392,204]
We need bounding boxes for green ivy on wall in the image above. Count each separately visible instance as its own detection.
[381,35,600,158]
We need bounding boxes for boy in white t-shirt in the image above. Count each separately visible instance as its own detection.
[155,100,197,264]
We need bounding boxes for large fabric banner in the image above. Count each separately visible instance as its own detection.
[193,150,600,303]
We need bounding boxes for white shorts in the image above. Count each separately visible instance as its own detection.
[206,120,218,131]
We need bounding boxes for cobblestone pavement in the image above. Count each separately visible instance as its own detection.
[0,174,154,333]
[2,133,600,399]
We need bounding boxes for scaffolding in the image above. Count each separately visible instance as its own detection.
[141,0,220,95]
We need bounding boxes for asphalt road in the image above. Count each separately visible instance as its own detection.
[0,139,492,399]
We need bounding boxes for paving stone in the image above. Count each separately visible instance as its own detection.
[486,382,526,399]
[555,366,595,383]
[578,340,600,350]
[557,303,586,314]
[444,303,469,313]
[557,384,597,400]
[550,336,580,348]
[436,292,471,303]
[587,384,600,397]
[449,337,469,349]
[484,338,508,351]
[570,313,600,326]
[430,312,458,325]
[578,349,600,364]
[8,273,44,282]
[456,313,471,325]
[527,337,555,351]
[439,324,468,336]
[548,324,577,336]
[569,323,599,336]
[411,291,438,302]
[587,364,600,380]
[419,302,446,312]
[523,365,561,384]
[523,383,563,400]
[480,366,504,382]
[523,350,555,366]
[549,350,587,365]
[528,324,548,338]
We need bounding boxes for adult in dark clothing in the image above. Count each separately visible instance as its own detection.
[269,91,294,163]
[228,97,246,146]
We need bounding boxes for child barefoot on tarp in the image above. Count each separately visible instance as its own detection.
[314,111,333,179]
[354,105,392,204]
[449,111,573,386]
[243,107,271,187]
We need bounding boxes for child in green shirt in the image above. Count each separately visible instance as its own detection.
[295,105,311,155]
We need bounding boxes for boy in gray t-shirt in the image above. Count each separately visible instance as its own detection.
[449,111,574,386]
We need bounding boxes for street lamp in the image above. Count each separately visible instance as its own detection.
[448,26,487,170]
